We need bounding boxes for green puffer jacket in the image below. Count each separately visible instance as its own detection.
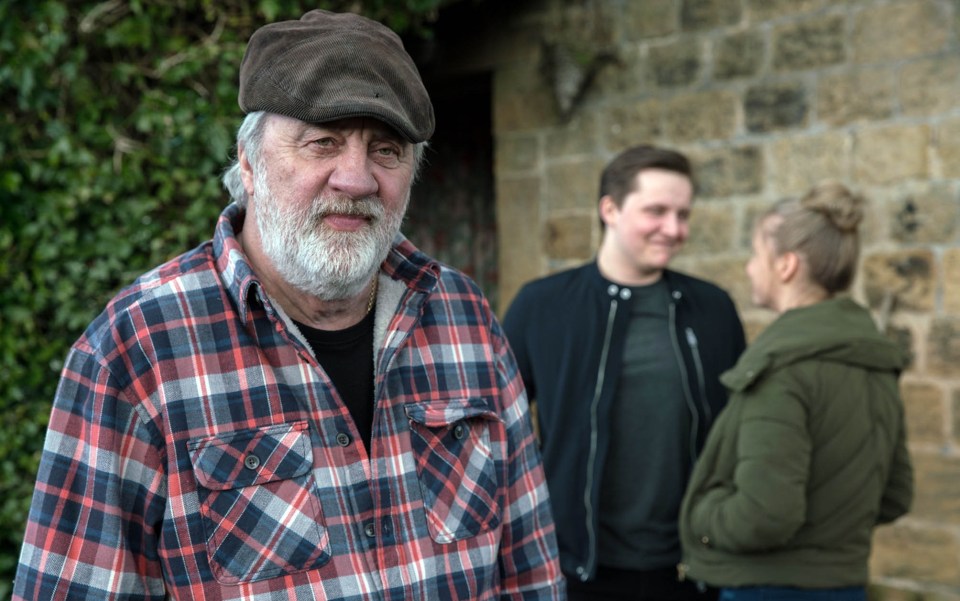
[678,297,913,588]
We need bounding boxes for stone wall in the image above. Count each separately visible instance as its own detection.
[459,0,960,598]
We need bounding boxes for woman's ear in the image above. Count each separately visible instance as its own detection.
[776,251,802,283]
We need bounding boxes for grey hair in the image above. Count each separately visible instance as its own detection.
[221,111,429,208]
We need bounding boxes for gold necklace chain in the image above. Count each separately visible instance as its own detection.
[366,278,378,314]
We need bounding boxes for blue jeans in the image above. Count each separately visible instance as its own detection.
[719,587,866,601]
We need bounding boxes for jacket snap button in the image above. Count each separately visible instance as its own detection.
[453,423,467,440]
[336,432,351,447]
[364,522,376,538]
[244,454,260,470]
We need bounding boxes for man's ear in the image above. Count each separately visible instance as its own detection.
[599,195,619,228]
[239,144,255,197]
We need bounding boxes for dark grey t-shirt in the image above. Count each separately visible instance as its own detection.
[597,278,691,570]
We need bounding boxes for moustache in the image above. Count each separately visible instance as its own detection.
[307,195,384,222]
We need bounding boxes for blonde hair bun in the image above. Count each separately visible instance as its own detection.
[800,181,865,233]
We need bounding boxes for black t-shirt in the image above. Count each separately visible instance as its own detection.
[598,278,691,570]
[294,310,375,451]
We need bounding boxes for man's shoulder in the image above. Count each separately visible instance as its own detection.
[516,263,594,298]
[87,244,218,338]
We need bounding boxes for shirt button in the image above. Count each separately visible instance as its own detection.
[701,535,710,545]
[336,432,351,447]
[453,423,467,440]
[364,522,376,538]
[243,454,260,470]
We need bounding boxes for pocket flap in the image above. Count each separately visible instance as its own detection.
[404,397,500,427]
[188,421,312,491]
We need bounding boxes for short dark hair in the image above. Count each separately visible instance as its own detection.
[598,144,695,207]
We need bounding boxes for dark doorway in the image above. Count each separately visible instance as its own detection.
[404,72,498,310]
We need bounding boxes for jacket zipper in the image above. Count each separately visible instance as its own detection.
[668,295,701,466]
[685,327,712,426]
[580,294,619,581]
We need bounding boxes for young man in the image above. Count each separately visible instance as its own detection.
[14,11,562,600]
[504,145,745,601]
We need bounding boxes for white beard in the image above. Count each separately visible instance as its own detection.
[251,160,407,301]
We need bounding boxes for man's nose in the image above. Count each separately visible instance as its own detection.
[327,145,379,199]
[661,213,682,236]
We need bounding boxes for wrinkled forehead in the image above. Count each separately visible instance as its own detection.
[266,114,407,144]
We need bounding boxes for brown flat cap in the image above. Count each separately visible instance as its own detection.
[239,10,434,143]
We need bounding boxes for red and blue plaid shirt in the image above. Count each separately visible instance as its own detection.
[15,204,563,600]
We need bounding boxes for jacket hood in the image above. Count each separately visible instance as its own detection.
[721,297,907,393]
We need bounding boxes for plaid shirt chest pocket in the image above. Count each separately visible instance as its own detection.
[187,420,330,584]
[405,398,505,544]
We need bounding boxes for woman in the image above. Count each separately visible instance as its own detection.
[677,182,913,600]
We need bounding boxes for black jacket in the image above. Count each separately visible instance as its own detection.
[503,262,746,582]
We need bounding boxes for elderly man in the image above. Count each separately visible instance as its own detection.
[14,10,563,601]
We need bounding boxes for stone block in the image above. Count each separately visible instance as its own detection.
[901,381,946,445]
[545,213,595,261]
[545,159,605,212]
[927,317,960,378]
[853,0,950,63]
[817,68,895,127]
[769,132,849,195]
[900,55,960,117]
[685,201,736,254]
[622,0,678,40]
[648,39,702,87]
[496,135,540,173]
[954,390,960,447]
[689,145,764,198]
[910,453,960,529]
[861,249,936,313]
[545,113,600,160]
[715,30,765,80]
[680,0,742,32]
[888,183,960,245]
[746,0,827,23]
[662,90,738,142]
[773,14,846,71]
[936,118,960,179]
[603,99,664,152]
[594,44,646,97]
[853,124,929,185]
[494,64,559,133]
[857,188,888,249]
[871,522,960,586]
[740,201,768,250]
[943,248,960,316]
[745,82,808,133]
[496,176,543,309]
